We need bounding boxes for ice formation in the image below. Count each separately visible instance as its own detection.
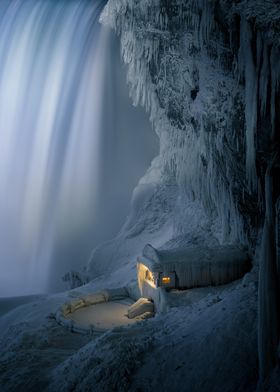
[90,0,256,277]
[0,0,280,390]
[92,0,280,385]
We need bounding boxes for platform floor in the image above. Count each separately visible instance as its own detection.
[65,297,138,330]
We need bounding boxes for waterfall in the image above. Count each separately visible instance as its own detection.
[0,0,158,297]
[0,0,158,296]
[0,0,109,296]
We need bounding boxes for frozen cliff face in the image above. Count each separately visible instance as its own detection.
[99,0,254,241]
[88,0,248,276]
[88,0,280,278]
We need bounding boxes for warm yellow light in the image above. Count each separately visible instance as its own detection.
[162,276,171,284]
[137,263,156,292]
[145,269,154,283]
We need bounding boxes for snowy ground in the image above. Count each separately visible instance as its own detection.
[0,295,44,317]
[0,265,259,392]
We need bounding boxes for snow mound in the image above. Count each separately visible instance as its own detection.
[47,282,258,392]
[127,297,154,319]
[49,327,154,392]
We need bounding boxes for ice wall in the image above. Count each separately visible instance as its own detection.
[89,0,280,275]
[93,0,280,384]
[88,0,260,276]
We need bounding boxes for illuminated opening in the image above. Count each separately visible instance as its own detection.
[145,268,155,283]
[137,263,156,293]
[162,276,171,284]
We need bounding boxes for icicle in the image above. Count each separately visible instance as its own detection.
[258,168,279,383]
[270,45,280,138]
[239,17,258,191]
[199,0,215,48]
[259,40,269,117]
[101,0,249,245]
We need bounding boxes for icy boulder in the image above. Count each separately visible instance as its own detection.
[127,297,154,319]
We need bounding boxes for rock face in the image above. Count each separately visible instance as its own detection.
[89,1,280,384]
[89,0,257,275]
[103,0,255,239]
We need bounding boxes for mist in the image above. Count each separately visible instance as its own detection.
[0,0,158,296]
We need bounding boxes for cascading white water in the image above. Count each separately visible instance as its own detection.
[0,0,107,296]
[0,0,158,296]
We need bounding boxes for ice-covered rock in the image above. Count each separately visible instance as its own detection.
[127,297,154,319]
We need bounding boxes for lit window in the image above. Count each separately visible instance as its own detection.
[162,276,171,284]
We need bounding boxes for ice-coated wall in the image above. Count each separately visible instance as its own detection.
[88,0,260,277]
[91,1,280,383]
[89,0,280,281]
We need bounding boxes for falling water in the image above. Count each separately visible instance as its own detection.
[0,0,158,297]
